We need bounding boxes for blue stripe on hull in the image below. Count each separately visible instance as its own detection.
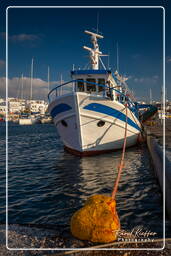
[51,103,72,118]
[83,103,141,131]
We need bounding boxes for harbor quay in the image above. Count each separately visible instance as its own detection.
[144,119,171,220]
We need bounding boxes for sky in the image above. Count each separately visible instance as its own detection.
[0,0,171,102]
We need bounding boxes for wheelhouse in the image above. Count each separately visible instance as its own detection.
[71,69,118,100]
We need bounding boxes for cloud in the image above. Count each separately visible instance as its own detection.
[0,32,42,46]
[132,75,159,84]
[166,56,171,63]
[0,76,64,100]
[0,60,5,69]
[9,34,40,42]
[131,54,142,59]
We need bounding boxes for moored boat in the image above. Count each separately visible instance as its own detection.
[19,114,40,125]
[48,30,141,156]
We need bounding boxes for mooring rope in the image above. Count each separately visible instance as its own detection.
[111,104,128,200]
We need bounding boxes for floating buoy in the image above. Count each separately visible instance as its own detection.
[70,194,120,243]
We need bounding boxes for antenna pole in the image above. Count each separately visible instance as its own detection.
[30,58,34,100]
[97,12,99,34]
[108,51,110,69]
[117,42,119,72]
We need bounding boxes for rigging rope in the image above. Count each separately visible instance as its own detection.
[111,103,128,200]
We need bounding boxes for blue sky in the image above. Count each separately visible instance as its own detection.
[0,0,171,101]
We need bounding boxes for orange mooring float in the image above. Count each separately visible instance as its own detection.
[70,105,130,243]
[70,194,120,243]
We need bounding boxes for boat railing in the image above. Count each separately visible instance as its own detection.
[47,80,75,102]
[48,79,137,111]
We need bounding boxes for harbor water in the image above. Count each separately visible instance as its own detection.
[0,123,169,238]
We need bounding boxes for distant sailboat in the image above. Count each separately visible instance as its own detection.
[19,58,40,125]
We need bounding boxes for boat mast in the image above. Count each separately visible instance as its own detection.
[60,74,63,95]
[21,73,24,99]
[96,12,99,34]
[47,66,50,92]
[30,58,34,100]
[116,42,119,73]
[150,88,152,104]
[83,30,103,70]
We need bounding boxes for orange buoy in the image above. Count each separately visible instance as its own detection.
[70,105,129,243]
[70,194,120,243]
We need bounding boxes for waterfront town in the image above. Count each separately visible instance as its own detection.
[0,97,171,124]
[0,97,50,124]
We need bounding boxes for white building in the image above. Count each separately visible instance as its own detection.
[0,98,4,104]
[0,102,7,115]
[6,98,48,115]
[8,99,26,113]
[26,100,48,115]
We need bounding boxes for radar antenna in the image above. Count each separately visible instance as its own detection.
[83,30,107,70]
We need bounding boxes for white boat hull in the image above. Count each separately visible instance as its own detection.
[19,117,39,125]
[48,92,141,156]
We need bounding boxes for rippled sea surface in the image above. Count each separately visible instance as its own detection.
[0,123,169,237]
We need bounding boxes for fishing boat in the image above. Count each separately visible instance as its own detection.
[40,114,52,124]
[19,113,40,125]
[48,30,142,156]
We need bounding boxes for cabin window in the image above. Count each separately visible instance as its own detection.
[77,79,84,92]
[86,79,96,92]
[121,96,125,102]
[98,79,105,92]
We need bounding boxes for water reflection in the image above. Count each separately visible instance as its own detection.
[0,124,166,237]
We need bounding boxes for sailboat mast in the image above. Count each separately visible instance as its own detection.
[116,42,119,72]
[150,88,152,104]
[47,66,50,92]
[60,74,63,95]
[30,58,34,100]
[21,73,24,99]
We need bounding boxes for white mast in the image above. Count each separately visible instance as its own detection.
[47,66,50,92]
[96,12,99,34]
[21,73,24,99]
[150,88,152,104]
[83,30,104,70]
[116,42,119,72]
[30,58,34,100]
[60,74,63,95]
